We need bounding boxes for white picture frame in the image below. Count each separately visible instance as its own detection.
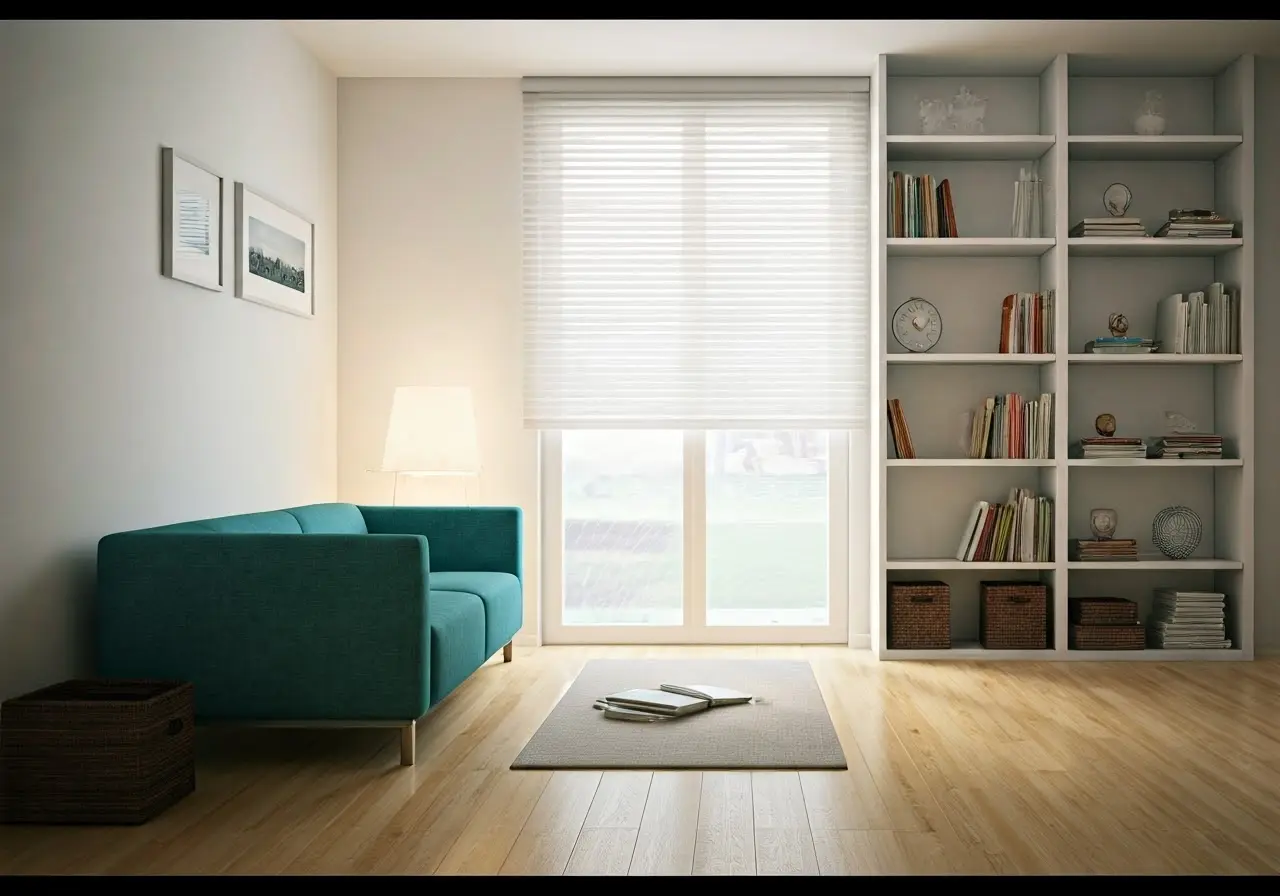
[161,148,223,291]
[234,183,314,319]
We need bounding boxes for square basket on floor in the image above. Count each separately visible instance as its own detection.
[1069,623,1146,650]
[888,581,951,649]
[980,581,1048,650]
[1,679,195,825]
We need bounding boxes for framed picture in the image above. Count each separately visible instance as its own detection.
[234,183,314,318]
[161,148,223,291]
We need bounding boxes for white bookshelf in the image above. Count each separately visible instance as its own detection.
[870,53,1254,661]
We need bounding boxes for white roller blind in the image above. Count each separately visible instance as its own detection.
[522,82,869,430]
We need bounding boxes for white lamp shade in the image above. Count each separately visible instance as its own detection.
[380,386,481,475]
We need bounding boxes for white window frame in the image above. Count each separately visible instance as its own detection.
[539,429,850,644]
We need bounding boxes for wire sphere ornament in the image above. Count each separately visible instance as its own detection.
[1152,506,1202,560]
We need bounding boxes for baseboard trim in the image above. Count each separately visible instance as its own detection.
[849,633,871,649]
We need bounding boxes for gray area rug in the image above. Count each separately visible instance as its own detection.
[511,659,848,770]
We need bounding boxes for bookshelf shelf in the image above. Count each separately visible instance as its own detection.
[889,352,1056,365]
[1067,559,1243,571]
[889,459,1055,467]
[1067,237,1243,257]
[887,134,1055,161]
[1066,353,1243,364]
[873,53,1255,662]
[887,237,1055,257]
[1066,135,1243,161]
[1066,458,1243,467]
[886,560,1056,570]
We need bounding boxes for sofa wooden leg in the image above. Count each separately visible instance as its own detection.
[400,723,416,767]
[503,641,513,663]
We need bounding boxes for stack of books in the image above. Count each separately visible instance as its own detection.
[1084,336,1157,354]
[998,291,1055,354]
[888,171,958,238]
[1148,589,1232,649]
[953,487,1053,563]
[1078,437,1147,459]
[1153,209,1235,239]
[1154,284,1238,354]
[1071,538,1138,561]
[967,392,1054,460]
[1069,217,1146,238]
[1151,434,1224,459]
[593,684,753,722]
[887,398,916,459]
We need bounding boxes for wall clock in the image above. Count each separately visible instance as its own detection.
[892,297,942,353]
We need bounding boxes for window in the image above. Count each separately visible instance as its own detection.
[524,80,869,643]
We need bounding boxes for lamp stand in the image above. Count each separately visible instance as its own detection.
[388,473,481,507]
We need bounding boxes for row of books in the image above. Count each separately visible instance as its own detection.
[998,291,1055,354]
[887,171,958,238]
[967,392,1054,460]
[1148,589,1231,648]
[1078,436,1145,459]
[1152,434,1223,459]
[1152,209,1236,239]
[887,398,916,459]
[954,488,1053,563]
[1154,283,1237,354]
[1072,538,1138,561]
[1069,216,1146,238]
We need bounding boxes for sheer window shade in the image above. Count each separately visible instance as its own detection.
[522,83,870,430]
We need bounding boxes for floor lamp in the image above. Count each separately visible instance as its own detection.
[379,385,481,505]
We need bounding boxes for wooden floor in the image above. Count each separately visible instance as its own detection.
[3,645,1279,875]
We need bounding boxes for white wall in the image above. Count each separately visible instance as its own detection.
[0,21,339,700]
[338,64,1280,651]
[335,80,535,637]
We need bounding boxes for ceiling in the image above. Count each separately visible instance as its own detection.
[283,19,1280,79]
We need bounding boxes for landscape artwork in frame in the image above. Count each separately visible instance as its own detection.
[161,148,223,291]
[234,183,314,318]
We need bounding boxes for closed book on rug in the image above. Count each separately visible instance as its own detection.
[660,684,753,706]
[598,688,709,716]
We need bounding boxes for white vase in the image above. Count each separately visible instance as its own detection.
[1134,113,1166,136]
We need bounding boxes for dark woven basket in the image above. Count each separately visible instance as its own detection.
[1069,623,1145,650]
[1,679,195,825]
[888,581,950,649]
[1069,597,1138,626]
[980,581,1048,650]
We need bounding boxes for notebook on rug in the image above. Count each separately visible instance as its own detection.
[595,688,709,717]
[660,684,753,706]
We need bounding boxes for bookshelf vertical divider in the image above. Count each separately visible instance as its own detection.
[872,52,1254,661]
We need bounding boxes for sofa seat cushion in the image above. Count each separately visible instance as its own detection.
[285,503,369,535]
[429,571,522,657]
[428,590,487,707]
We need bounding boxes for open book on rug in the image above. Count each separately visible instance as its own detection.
[593,684,753,722]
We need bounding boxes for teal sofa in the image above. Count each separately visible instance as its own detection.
[95,503,522,766]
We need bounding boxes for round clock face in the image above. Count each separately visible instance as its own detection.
[892,298,942,353]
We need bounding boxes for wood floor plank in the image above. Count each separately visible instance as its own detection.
[628,772,701,876]
[2,647,1280,876]
[692,772,755,875]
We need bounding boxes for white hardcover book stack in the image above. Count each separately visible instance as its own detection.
[1147,589,1232,649]
[1069,217,1146,237]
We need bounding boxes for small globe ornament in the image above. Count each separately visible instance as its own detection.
[1095,413,1117,437]
[1152,506,1203,560]
[1089,508,1118,540]
[1108,313,1130,337]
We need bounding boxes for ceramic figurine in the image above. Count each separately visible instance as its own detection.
[1089,508,1119,540]
[1108,313,1129,338]
[1095,413,1117,437]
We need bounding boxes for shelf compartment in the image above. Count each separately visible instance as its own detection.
[889,353,1056,365]
[1067,353,1242,365]
[1066,135,1242,161]
[888,238,1055,257]
[1067,238,1242,257]
[887,134,1055,161]
[887,560,1056,570]
[889,459,1054,467]
[1067,559,1242,570]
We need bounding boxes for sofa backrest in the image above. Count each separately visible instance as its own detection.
[128,504,368,536]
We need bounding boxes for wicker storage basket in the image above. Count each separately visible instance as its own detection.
[1069,623,1145,651]
[1069,597,1138,626]
[980,581,1048,650]
[888,581,950,649]
[1,679,195,825]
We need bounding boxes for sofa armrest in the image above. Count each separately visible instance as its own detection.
[358,506,522,578]
[95,533,431,722]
